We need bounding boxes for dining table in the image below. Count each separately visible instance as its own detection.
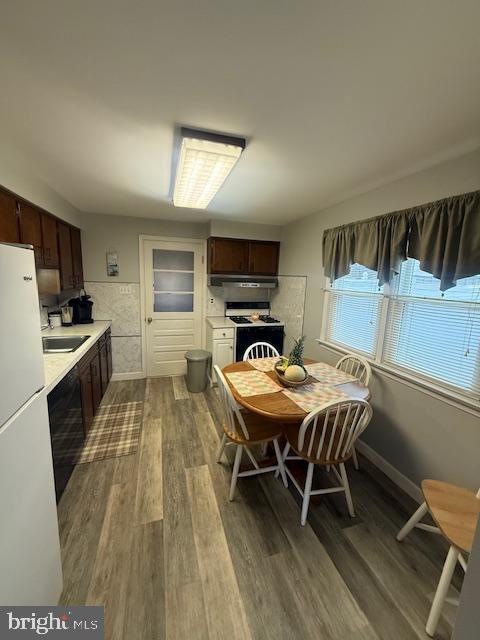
[222,357,370,424]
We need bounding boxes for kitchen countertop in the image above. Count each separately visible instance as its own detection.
[206,316,236,329]
[42,321,111,394]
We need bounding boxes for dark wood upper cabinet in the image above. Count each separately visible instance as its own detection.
[1,184,85,290]
[207,237,280,276]
[40,213,59,268]
[208,237,249,274]
[18,203,43,266]
[70,226,84,288]
[0,191,19,243]
[58,221,74,290]
[248,241,280,276]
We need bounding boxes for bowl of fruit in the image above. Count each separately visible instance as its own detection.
[274,337,309,388]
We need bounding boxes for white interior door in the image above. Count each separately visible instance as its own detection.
[143,239,204,376]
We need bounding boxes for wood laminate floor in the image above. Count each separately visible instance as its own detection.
[58,378,461,639]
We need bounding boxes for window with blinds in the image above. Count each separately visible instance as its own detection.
[325,264,383,357]
[383,260,480,397]
[322,259,480,400]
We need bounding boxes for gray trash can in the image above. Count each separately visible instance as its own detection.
[185,349,211,392]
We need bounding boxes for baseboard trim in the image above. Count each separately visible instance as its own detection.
[111,372,145,381]
[355,440,423,504]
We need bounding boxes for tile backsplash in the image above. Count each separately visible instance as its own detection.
[271,276,307,354]
[206,277,307,356]
[85,282,140,336]
[84,281,142,375]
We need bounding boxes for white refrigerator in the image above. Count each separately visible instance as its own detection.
[0,243,63,604]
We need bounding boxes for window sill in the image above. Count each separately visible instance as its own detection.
[315,338,480,417]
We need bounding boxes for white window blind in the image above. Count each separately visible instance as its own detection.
[383,260,480,397]
[325,264,383,357]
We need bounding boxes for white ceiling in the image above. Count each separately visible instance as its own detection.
[0,1,479,225]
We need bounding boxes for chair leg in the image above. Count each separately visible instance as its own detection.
[229,445,243,501]
[339,463,355,517]
[351,446,360,470]
[396,502,429,541]
[273,438,288,488]
[216,433,227,463]
[426,545,459,637]
[244,446,260,470]
[275,442,291,478]
[301,462,314,526]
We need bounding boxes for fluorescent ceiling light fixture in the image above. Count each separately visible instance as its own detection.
[173,128,246,209]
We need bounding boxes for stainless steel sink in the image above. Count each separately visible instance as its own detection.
[42,335,91,353]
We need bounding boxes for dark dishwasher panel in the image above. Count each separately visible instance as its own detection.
[235,325,285,361]
[47,367,84,502]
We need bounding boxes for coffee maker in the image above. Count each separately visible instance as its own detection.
[69,291,94,324]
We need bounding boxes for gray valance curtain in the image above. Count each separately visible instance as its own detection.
[322,190,480,291]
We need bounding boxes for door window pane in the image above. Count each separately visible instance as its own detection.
[154,271,193,292]
[153,249,194,271]
[154,293,194,312]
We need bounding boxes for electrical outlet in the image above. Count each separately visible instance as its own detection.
[210,297,214,304]
[119,285,132,295]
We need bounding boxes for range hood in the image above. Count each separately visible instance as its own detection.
[208,274,278,288]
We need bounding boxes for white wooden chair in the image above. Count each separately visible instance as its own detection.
[243,341,280,361]
[280,398,373,525]
[397,481,480,637]
[214,365,288,500]
[335,354,372,470]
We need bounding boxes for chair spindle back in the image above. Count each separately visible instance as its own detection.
[214,365,250,440]
[336,354,372,385]
[243,341,280,361]
[298,399,373,464]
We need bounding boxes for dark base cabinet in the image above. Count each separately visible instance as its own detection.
[48,329,113,502]
[79,363,94,434]
[99,328,112,396]
[78,329,112,435]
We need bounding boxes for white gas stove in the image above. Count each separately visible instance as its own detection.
[225,301,285,360]
[225,301,284,327]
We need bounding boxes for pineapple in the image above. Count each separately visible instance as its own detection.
[289,336,306,367]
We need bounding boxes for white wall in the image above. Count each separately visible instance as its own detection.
[0,150,82,226]
[79,212,208,376]
[279,149,480,490]
[209,219,281,241]
[81,212,208,283]
[80,212,283,375]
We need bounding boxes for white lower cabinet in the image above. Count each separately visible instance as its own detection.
[213,338,234,370]
[206,323,235,378]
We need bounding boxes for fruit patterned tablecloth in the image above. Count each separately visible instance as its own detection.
[282,382,348,413]
[226,370,282,397]
[305,362,359,386]
[248,357,279,372]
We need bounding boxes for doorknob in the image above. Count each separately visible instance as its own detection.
[147,317,153,324]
